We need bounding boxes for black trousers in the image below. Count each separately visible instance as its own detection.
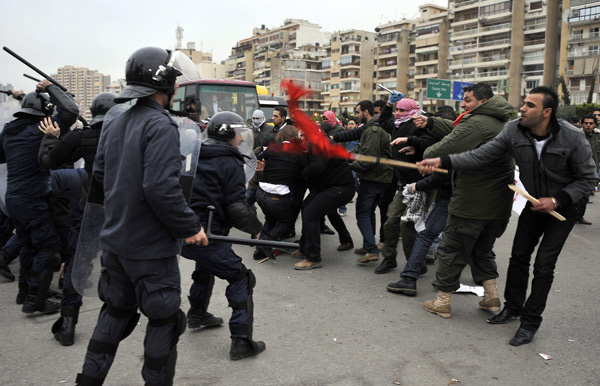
[80,252,181,385]
[300,184,355,262]
[504,206,576,331]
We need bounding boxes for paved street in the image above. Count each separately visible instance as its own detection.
[0,195,598,385]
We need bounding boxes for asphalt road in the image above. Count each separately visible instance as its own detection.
[0,195,598,385]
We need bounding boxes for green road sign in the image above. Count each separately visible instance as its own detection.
[426,79,452,100]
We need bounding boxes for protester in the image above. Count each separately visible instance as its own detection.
[419,86,598,346]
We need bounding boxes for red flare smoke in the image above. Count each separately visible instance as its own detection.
[279,79,353,160]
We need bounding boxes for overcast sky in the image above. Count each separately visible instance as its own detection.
[2,0,444,92]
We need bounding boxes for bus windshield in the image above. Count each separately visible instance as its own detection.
[173,83,259,124]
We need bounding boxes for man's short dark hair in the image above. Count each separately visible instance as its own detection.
[570,115,581,124]
[357,100,374,116]
[274,106,287,117]
[463,83,494,101]
[529,86,558,116]
[583,115,596,125]
[435,105,457,121]
[374,100,386,109]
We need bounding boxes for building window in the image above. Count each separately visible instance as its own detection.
[331,72,340,78]
[589,45,599,55]
[569,5,600,22]
[526,80,539,89]
[480,1,512,17]
[529,1,542,11]
[416,24,440,36]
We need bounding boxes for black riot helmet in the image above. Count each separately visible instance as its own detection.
[206,112,247,140]
[90,92,117,126]
[114,47,183,103]
[13,92,54,118]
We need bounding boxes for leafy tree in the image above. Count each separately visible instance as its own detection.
[557,75,570,105]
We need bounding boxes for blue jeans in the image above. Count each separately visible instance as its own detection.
[355,180,387,254]
[401,198,449,279]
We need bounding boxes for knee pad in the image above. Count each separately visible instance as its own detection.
[144,309,186,382]
[140,284,180,321]
[86,305,140,357]
[48,252,62,269]
[106,304,141,341]
[227,264,249,285]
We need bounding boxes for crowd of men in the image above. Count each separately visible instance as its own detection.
[0,46,598,385]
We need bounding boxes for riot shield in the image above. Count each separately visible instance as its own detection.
[0,100,21,214]
[0,99,20,131]
[0,164,7,215]
[199,124,257,183]
[71,115,202,297]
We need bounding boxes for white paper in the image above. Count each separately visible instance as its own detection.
[454,284,485,297]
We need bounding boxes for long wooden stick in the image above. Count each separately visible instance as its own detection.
[508,185,566,221]
[354,154,448,174]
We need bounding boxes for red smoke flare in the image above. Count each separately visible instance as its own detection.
[276,79,353,160]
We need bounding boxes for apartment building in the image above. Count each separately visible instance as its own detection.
[447,0,557,107]
[52,66,110,121]
[413,4,449,110]
[227,20,329,90]
[270,44,325,112]
[0,83,14,103]
[561,0,600,104]
[321,29,375,115]
[373,20,415,102]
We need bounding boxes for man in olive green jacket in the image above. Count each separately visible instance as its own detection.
[414,83,515,318]
[351,100,393,263]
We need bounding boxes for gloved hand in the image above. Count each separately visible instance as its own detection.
[389,91,405,104]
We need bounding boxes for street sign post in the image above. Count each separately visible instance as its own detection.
[452,81,474,101]
[426,79,452,100]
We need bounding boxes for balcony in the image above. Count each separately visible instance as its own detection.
[414,72,438,80]
[477,69,508,80]
[453,0,478,9]
[568,48,599,58]
[568,32,600,42]
[478,38,511,49]
[341,58,361,68]
[524,38,545,47]
[452,28,478,38]
[341,73,360,79]
[448,58,477,69]
[524,22,546,32]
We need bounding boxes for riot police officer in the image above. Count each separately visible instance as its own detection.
[0,80,79,314]
[181,111,266,360]
[76,47,207,386]
[38,92,116,346]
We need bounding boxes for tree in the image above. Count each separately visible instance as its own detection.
[587,67,597,104]
[557,75,571,106]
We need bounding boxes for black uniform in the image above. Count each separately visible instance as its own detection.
[181,138,262,341]
[78,98,200,385]
[298,152,356,262]
[0,84,78,312]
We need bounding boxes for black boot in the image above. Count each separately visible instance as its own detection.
[374,257,397,274]
[187,307,224,329]
[22,269,60,314]
[0,253,15,281]
[16,282,28,305]
[51,306,78,346]
[386,276,417,296]
[229,337,266,360]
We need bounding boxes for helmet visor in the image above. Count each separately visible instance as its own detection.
[234,126,257,183]
[170,51,201,83]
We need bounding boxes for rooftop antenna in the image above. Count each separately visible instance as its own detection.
[176,25,184,50]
